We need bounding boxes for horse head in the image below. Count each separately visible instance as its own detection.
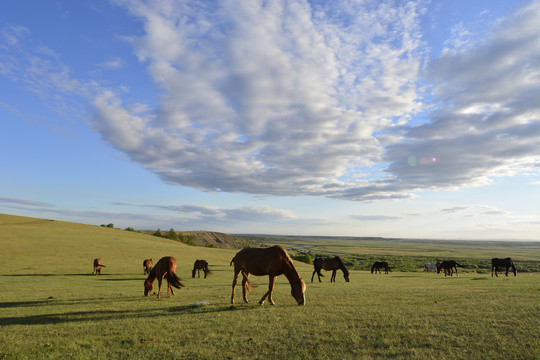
[144,280,153,296]
[291,279,306,305]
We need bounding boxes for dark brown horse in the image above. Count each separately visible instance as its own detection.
[491,257,517,277]
[192,259,211,278]
[371,261,390,274]
[311,256,350,282]
[144,256,184,298]
[143,259,153,275]
[230,245,306,306]
[437,260,467,276]
[93,258,106,275]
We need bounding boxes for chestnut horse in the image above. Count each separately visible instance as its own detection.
[230,245,306,306]
[143,259,153,275]
[437,260,467,276]
[491,257,517,277]
[192,259,211,278]
[311,256,350,282]
[93,258,106,275]
[144,256,184,298]
[371,261,390,274]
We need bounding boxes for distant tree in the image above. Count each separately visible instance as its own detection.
[153,229,163,237]
[107,223,114,228]
[292,253,313,265]
[178,233,196,246]
[167,228,178,241]
[124,227,135,232]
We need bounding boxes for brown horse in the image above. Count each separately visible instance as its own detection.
[144,256,184,298]
[93,258,106,275]
[143,259,153,275]
[311,256,350,282]
[491,257,517,277]
[371,261,390,274]
[192,259,211,278]
[230,245,306,306]
[437,260,467,276]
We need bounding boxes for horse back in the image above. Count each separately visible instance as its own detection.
[232,246,290,276]
[153,256,177,277]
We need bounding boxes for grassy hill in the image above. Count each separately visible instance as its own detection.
[0,213,243,277]
[1,213,539,359]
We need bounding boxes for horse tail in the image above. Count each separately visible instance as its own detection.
[243,276,258,293]
[168,271,184,289]
[230,256,235,266]
[100,264,106,267]
[456,263,467,268]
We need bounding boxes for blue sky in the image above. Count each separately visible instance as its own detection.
[1,0,539,240]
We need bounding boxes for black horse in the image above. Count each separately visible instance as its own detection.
[491,257,517,277]
[311,256,350,282]
[192,259,211,278]
[371,261,390,274]
[437,260,466,276]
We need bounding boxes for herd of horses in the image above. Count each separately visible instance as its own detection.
[91,250,518,306]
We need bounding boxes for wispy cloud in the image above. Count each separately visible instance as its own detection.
[97,57,125,70]
[113,201,298,223]
[0,197,54,208]
[351,215,401,221]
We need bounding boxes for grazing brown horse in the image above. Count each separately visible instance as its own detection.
[491,257,517,277]
[192,259,211,278]
[230,245,306,306]
[311,256,350,282]
[371,261,390,274]
[144,256,184,298]
[93,258,106,275]
[437,260,467,276]
[143,259,153,275]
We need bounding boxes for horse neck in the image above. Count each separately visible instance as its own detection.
[282,261,302,285]
[145,269,157,284]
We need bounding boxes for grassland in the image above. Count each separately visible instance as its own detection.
[1,214,539,359]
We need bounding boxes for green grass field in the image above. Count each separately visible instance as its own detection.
[1,214,539,359]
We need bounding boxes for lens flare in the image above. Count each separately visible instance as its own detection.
[409,155,438,166]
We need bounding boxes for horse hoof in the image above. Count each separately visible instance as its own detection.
[259,301,264,305]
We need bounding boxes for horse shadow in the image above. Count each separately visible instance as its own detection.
[0,301,260,327]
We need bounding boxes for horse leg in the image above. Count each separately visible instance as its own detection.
[311,270,316,283]
[231,269,240,304]
[259,275,277,305]
[505,266,509,277]
[167,278,172,297]
[157,277,163,299]
[242,272,250,304]
[491,266,494,277]
[331,270,336,282]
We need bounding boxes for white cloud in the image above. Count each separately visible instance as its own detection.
[90,0,425,198]
[97,57,125,70]
[3,1,539,203]
[381,0,540,197]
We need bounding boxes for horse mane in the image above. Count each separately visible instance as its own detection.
[334,256,349,275]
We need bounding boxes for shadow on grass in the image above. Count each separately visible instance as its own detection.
[0,302,257,326]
